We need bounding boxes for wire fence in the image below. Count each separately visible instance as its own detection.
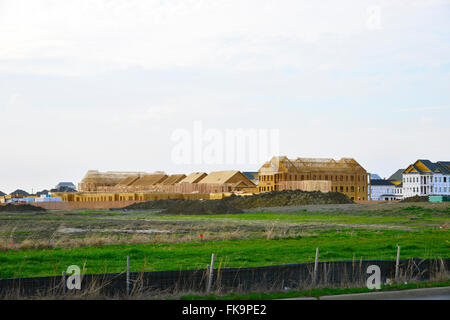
[0,257,448,297]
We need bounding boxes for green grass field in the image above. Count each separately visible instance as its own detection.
[0,203,448,279]
[0,228,448,279]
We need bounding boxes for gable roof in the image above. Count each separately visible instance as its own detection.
[243,172,259,181]
[388,169,404,182]
[159,174,187,185]
[116,175,141,186]
[10,189,29,196]
[178,172,208,184]
[259,156,367,174]
[130,174,168,186]
[404,160,450,175]
[198,171,255,187]
[80,170,147,186]
[56,182,76,188]
[198,171,240,184]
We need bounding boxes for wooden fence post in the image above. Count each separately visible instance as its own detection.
[126,256,130,297]
[395,246,401,282]
[313,248,319,284]
[62,271,66,295]
[206,253,215,294]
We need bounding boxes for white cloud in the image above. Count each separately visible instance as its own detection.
[2,0,448,76]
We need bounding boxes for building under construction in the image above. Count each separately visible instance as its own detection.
[78,170,257,194]
[258,156,369,201]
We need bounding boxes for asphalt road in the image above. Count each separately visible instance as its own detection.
[285,287,450,300]
[393,294,450,300]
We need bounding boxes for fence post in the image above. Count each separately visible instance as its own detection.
[205,264,209,290]
[206,253,215,294]
[395,246,401,282]
[62,271,66,295]
[126,256,130,297]
[313,248,319,284]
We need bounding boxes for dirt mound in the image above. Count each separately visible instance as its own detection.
[0,204,47,212]
[126,199,242,215]
[125,199,186,210]
[124,190,352,213]
[223,190,353,209]
[401,195,429,203]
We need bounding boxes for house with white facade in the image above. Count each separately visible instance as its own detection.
[388,169,404,200]
[369,179,396,201]
[402,160,450,199]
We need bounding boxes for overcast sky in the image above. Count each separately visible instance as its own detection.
[1,0,449,193]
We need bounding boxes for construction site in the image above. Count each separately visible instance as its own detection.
[258,156,369,201]
[0,156,370,209]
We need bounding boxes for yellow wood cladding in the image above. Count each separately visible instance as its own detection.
[258,156,369,201]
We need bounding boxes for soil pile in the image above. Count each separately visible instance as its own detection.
[125,190,352,213]
[224,190,353,209]
[0,204,47,212]
[125,199,186,210]
[126,199,242,215]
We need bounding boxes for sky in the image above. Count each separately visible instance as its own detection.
[0,0,449,193]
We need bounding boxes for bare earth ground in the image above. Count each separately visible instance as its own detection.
[0,202,448,249]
